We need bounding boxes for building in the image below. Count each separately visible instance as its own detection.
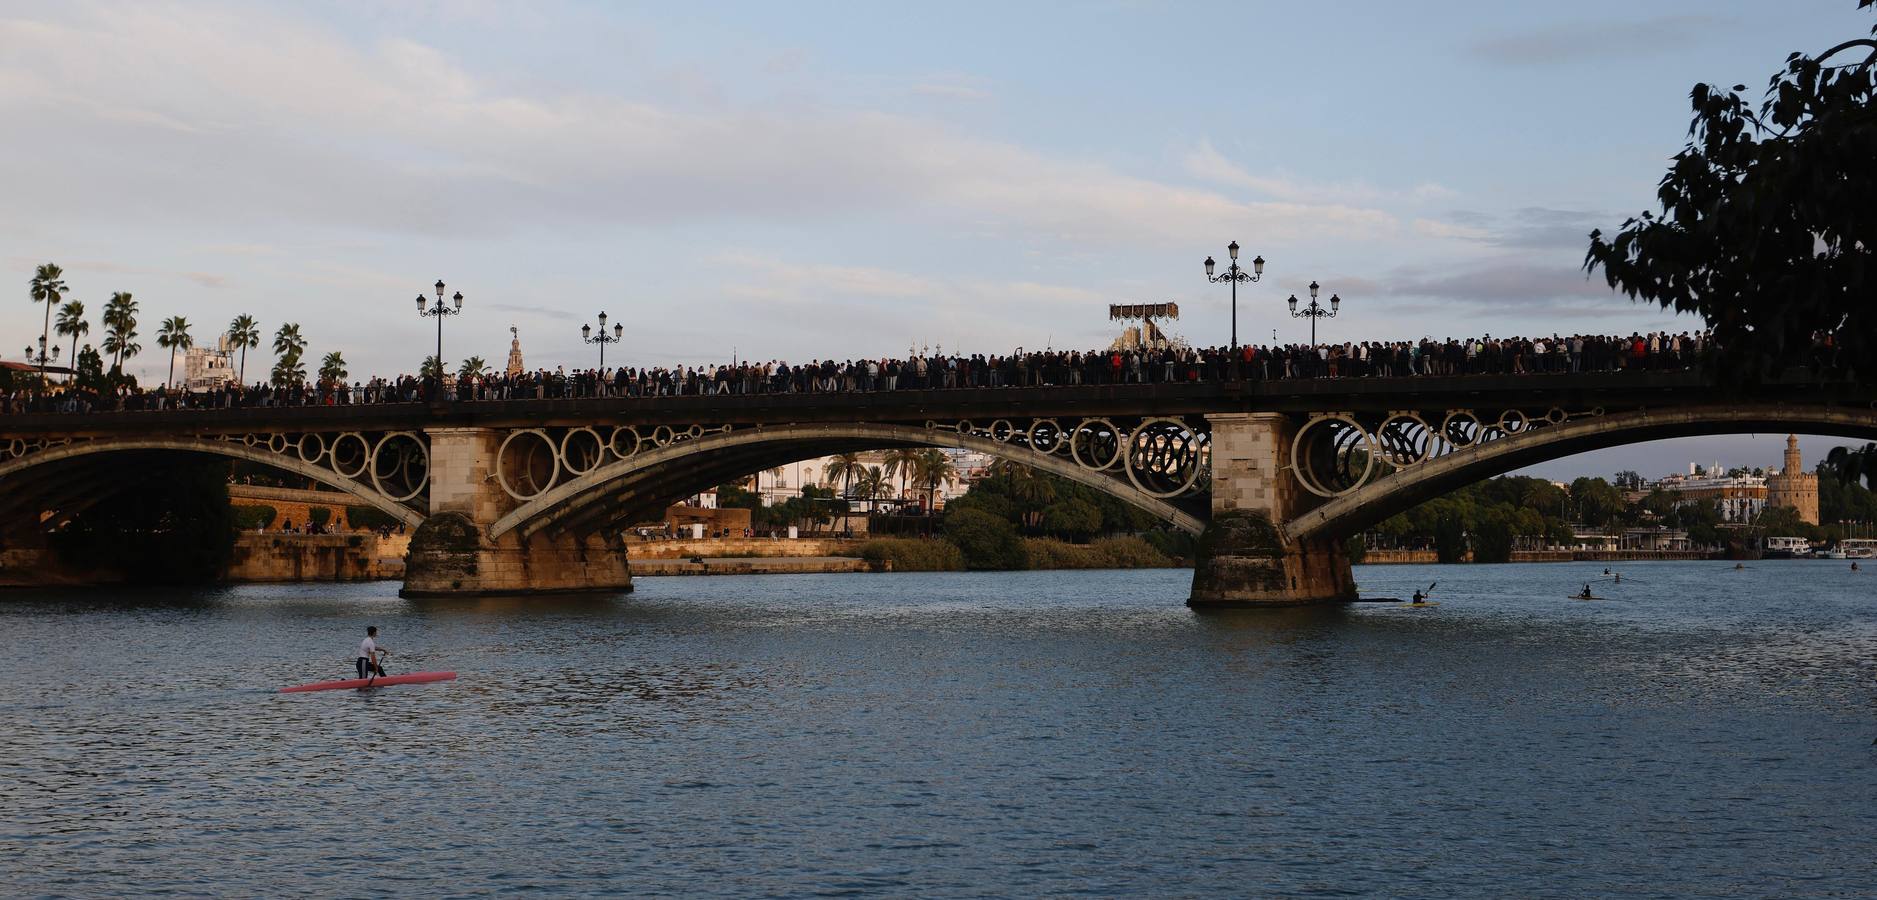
[182,334,237,391]
[505,326,525,377]
[1660,472,1767,523]
[1765,434,1820,524]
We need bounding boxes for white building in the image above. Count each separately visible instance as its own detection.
[182,334,238,391]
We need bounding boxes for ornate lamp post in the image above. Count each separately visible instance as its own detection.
[22,336,59,381]
[1286,280,1341,345]
[582,311,623,368]
[1203,240,1264,349]
[416,279,463,397]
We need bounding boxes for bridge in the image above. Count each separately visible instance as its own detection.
[2,371,1871,606]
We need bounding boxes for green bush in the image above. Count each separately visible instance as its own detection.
[1020,536,1174,570]
[1140,529,1196,562]
[942,508,1025,570]
[308,507,332,528]
[346,505,398,531]
[232,505,278,530]
[1041,499,1103,541]
[858,537,965,572]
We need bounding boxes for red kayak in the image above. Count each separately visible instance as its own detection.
[279,671,457,693]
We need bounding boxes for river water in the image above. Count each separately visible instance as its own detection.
[4,562,1875,897]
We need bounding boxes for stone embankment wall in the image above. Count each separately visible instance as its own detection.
[634,556,882,576]
[228,484,370,530]
[226,532,411,583]
[628,537,865,559]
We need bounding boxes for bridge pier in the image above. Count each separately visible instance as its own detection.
[1189,413,1355,608]
[400,427,631,598]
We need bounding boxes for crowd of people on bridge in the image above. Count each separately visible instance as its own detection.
[0,328,1811,414]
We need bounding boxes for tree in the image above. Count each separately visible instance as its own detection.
[227,314,260,384]
[156,315,193,388]
[319,351,348,385]
[883,448,923,500]
[271,322,305,359]
[1569,477,1625,527]
[942,507,1024,570]
[458,356,489,380]
[1612,470,1644,491]
[1587,8,1877,383]
[420,355,445,380]
[54,301,87,377]
[29,263,67,380]
[73,344,103,390]
[1041,498,1103,542]
[102,291,139,371]
[911,448,959,513]
[271,351,307,388]
[854,465,890,513]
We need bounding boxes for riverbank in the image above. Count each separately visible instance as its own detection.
[1362,548,1716,564]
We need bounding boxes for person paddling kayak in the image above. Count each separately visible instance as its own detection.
[357,626,388,680]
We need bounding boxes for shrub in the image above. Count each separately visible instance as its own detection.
[858,537,965,572]
[1140,528,1196,562]
[346,505,398,531]
[1041,499,1102,541]
[1020,536,1174,569]
[308,507,332,528]
[232,504,278,530]
[942,508,1025,570]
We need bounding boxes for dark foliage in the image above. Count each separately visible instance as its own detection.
[1586,8,1877,383]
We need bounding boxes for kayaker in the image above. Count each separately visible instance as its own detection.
[1411,588,1426,604]
[1853,562,1861,572]
[357,626,388,679]
[1579,584,1593,599]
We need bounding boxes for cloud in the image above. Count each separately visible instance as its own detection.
[0,8,1404,249]
[910,74,992,101]
[1183,141,1453,209]
[1421,207,1610,251]
[8,257,229,289]
[1467,15,1731,66]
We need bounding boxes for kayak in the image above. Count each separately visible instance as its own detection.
[280,671,457,693]
[1568,595,1605,601]
[1400,601,1440,607]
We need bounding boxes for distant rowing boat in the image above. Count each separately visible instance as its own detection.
[280,671,457,693]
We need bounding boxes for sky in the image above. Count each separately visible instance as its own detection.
[1,1,1869,480]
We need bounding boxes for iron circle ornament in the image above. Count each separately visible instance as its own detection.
[1290,413,1377,498]
[989,420,1017,443]
[1069,418,1125,471]
[559,427,606,477]
[1439,410,1486,450]
[1026,418,1066,455]
[1374,412,1434,468]
[266,433,289,455]
[295,432,328,465]
[495,429,559,502]
[330,433,372,479]
[1497,410,1531,434]
[1122,417,1209,498]
[607,426,642,460]
[1545,407,1569,426]
[650,425,676,447]
[368,431,430,503]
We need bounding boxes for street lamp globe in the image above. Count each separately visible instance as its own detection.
[1330,293,1341,312]
[1287,294,1299,313]
[1309,280,1320,300]
[452,291,464,309]
[415,294,426,313]
[1204,256,1216,277]
[1252,255,1265,276]
[435,279,446,300]
[1227,240,1240,261]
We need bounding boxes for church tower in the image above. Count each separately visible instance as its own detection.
[505,326,525,377]
[1765,434,1820,524]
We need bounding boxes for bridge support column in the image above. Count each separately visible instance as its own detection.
[400,428,631,598]
[1189,413,1355,609]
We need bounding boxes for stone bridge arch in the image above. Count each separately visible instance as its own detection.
[1281,403,1877,544]
[488,422,1210,541]
[0,435,428,532]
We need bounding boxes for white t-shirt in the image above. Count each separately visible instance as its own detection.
[359,637,377,658]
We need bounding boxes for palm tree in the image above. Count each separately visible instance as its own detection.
[102,291,140,371]
[227,314,260,384]
[319,351,348,384]
[458,356,489,379]
[29,263,67,380]
[55,301,88,378]
[912,448,959,514]
[271,350,307,388]
[821,451,865,532]
[883,448,924,501]
[855,465,890,515]
[272,322,305,359]
[997,461,1056,528]
[156,316,193,388]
